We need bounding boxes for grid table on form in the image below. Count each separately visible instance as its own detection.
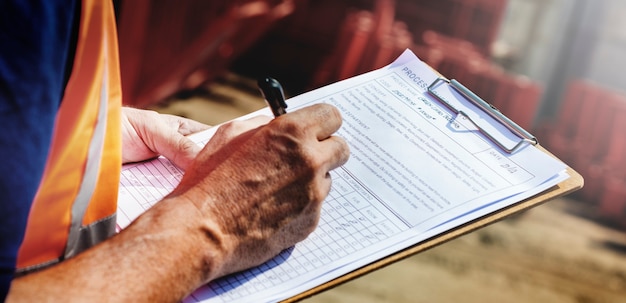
[185,168,409,302]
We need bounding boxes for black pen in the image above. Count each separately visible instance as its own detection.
[258,77,288,117]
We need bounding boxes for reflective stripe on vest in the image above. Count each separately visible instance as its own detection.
[16,0,122,273]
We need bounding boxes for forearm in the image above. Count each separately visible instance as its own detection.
[7,197,223,303]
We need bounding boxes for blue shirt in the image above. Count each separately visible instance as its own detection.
[0,0,79,299]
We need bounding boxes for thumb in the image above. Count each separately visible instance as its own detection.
[152,125,203,171]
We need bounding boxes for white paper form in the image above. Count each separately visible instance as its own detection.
[117,49,568,303]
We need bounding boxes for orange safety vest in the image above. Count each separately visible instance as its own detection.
[16,0,122,273]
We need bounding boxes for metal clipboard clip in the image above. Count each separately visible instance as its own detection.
[427,77,538,154]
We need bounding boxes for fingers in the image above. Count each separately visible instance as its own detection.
[307,135,349,211]
[212,115,272,145]
[285,104,350,173]
[200,115,272,157]
[121,107,207,170]
[317,135,350,172]
[153,126,203,171]
[282,103,343,141]
[159,114,212,136]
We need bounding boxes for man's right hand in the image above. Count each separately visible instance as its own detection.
[169,103,350,281]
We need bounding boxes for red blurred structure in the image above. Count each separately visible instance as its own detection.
[117,0,298,108]
[537,79,626,225]
[395,0,507,56]
[310,0,412,88]
[231,0,512,95]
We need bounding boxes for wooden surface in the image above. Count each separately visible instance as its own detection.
[284,150,583,302]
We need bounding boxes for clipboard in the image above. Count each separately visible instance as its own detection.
[282,77,584,302]
[115,52,584,303]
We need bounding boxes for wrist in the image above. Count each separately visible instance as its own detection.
[132,194,229,285]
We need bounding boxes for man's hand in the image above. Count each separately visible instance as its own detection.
[170,103,350,280]
[120,107,210,170]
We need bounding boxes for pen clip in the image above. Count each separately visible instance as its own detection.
[258,77,288,117]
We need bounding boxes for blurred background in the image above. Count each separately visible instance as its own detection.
[113,0,626,302]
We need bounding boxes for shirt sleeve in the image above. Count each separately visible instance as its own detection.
[0,0,79,299]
